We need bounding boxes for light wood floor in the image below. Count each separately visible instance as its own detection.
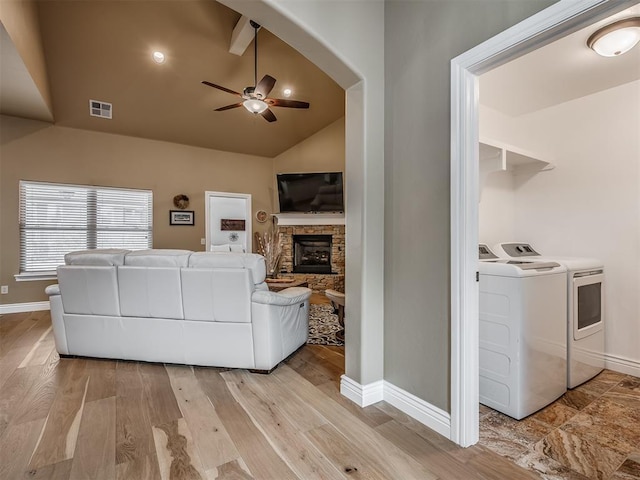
[0,310,540,480]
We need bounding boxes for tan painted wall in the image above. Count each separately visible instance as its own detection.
[273,116,345,173]
[272,116,345,209]
[0,0,53,116]
[0,114,273,304]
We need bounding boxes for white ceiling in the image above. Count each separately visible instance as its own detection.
[480,4,640,117]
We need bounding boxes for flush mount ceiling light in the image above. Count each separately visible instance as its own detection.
[587,17,640,57]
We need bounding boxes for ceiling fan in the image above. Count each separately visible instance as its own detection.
[202,20,310,123]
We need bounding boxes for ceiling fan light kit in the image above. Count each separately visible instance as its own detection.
[243,98,268,114]
[202,20,309,122]
[587,17,640,57]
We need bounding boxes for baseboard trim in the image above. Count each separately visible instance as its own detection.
[340,375,384,407]
[340,375,451,440]
[0,301,50,315]
[383,380,451,439]
[604,353,640,378]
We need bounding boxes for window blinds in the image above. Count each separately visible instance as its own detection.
[19,181,153,273]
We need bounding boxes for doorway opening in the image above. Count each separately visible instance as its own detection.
[450,0,634,447]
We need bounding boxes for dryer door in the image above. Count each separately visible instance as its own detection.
[572,272,604,341]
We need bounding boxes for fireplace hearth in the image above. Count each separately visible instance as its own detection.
[293,234,332,274]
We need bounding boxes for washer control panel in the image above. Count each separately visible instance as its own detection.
[497,243,541,257]
[479,244,499,260]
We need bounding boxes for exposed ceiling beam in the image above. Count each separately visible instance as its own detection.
[229,15,258,56]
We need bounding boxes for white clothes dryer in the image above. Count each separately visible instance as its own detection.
[478,244,567,419]
[492,242,605,389]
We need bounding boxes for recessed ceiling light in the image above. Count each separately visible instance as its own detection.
[152,51,166,64]
[283,88,292,97]
[587,17,640,57]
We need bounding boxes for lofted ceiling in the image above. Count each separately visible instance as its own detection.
[1,1,345,158]
[480,4,640,117]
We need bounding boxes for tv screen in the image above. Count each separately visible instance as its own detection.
[277,172,344,213]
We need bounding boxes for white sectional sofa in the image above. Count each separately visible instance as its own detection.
[46,249,312,371]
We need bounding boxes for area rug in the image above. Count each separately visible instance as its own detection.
[307,304,344,346]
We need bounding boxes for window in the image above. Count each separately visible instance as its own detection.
[19,181,153,276]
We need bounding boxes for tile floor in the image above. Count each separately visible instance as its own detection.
[479,370,640,480]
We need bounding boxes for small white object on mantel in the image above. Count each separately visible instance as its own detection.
[274,213,345,226]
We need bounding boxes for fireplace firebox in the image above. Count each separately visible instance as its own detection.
[293,235,332,274]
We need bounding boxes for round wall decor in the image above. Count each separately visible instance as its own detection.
[173,194,190,210]
[255,210,268,223]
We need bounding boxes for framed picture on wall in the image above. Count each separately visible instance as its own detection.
[170,210,194,226]
[220,219,246,231]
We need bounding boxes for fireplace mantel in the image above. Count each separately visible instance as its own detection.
[274,213,345,226]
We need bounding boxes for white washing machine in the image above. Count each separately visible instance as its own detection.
[492,242,605,389]
[478,244,567,419]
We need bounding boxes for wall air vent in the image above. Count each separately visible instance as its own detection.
[89,99,112,119]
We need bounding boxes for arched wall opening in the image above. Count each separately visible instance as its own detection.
[219,0,386,390]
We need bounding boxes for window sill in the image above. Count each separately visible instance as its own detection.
[14,272,57,282]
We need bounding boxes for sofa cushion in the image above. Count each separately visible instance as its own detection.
[188,252,266,284]
[58,266,121,316]
[181,268,253,323]
[118,266,184,319]
[124,249,192,267]
[65,249,130,266]
[210,244,231,252]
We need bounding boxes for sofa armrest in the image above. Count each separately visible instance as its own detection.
[251,287,311,306]
[251,286,311,370]
[44,284,69,355]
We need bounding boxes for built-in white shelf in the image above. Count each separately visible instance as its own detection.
[479,138,553,201]
[274,213,345,226]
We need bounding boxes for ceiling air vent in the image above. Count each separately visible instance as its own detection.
[89,99,112,119]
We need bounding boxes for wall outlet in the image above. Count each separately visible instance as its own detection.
[200,238,206,245]
[1,286,8,294]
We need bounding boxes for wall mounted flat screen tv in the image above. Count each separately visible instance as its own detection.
[277,172,344,213]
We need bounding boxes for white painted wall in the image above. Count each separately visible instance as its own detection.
[480,80,640,370]
[479,170,516,247]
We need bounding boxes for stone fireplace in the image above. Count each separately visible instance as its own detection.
[278,223,345,293]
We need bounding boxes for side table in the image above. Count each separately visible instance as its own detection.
[265,279,309,292]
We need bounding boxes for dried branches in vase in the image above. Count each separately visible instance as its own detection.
[255,221,282,279]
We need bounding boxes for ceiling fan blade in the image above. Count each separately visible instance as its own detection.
[261,108,277,122]
[266,98,310,109]
[202,81,243,98]
[215,102,244,112]
[255,75,276,99]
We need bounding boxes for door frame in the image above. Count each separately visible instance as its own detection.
[205,191,253,253]
[449,0,635,447]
